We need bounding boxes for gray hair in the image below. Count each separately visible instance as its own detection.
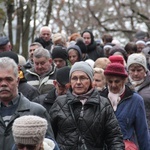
[30,42,43,48]
[0,57,18,77]
[33,47,51,59]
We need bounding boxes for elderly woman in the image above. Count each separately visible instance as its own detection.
[127,53,150,131]
[50,61,124,149]
[101,62,150,149]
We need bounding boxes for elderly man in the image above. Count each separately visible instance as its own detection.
[50,61,124,149]
[25,47,57,94]
[0,57,54,150]
[0,36,12,52]
[34,26,53,51]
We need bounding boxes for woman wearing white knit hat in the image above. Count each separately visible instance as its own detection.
[12,115,59,150]
[127,53,150,132]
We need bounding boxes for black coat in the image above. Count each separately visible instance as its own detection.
[33,87,56,113]
[50,89,124,150]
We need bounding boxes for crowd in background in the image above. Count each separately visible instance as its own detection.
[0,26,150,149]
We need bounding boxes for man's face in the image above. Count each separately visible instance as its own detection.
[33,57,52,76]
[0,43,11,52]
[128,64,146,81]
[53,58,66,68]
[70,71,91,95]
[54,81,70,95]
[106,76,126,94]
[136,43,145,53]
[29,45,39,62]
[40,29,51,42]
[82,32,91,45]
[0,67,19,104]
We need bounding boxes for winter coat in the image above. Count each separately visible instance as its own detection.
[25,64,57,94]
[34,37,53,51]
[101,85,150,150]
[0,93,54,150]
[33,87,57,113]
[87,41,104,61]
[50,89,124,150]
[130,71,150,128]
[18,70,39,101]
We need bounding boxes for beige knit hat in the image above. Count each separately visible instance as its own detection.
[12,115,47,145]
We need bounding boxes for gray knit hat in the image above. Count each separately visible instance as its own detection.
[127,53,147,71]
[12,115,47,145]
[69,61,93,81]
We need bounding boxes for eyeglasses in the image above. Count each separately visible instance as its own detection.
[71,76,89,82]
[17,143,37,150]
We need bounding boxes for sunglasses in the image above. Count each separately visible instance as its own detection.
[17,143,37,150]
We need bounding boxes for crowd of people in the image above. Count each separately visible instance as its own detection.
[0,26,150,149]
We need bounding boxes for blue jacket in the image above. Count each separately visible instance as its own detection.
[101,85,150,150]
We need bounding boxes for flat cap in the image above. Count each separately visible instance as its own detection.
[0,36,9,46]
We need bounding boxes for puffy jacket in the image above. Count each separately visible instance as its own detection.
[0,93,54,150]
[25,64,57,94]
[50,89,124,150]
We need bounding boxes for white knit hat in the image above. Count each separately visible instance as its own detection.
[12,115,47,145]
[127,53,147,71]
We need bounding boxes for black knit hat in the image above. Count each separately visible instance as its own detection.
[75,39,87,53]
[56,66,71,86]
[0,51,18,64]
[52,46,68,60]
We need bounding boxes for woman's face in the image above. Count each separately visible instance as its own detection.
[128,64,146,81]
[68,49,79,65]
[93,73,106,90]
[82,32,91,45]
[106,76,126,94]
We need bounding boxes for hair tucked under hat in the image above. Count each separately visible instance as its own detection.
[0,51,19,64]
[52,46,68,60]
[127,53,147,71]
[69,61,93,81]
[104,63,128,77]
[56,66,70,86]
[12,115,47,145]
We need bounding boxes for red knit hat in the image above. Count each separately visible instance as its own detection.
[109,55,124,66]
[104,63,128,77]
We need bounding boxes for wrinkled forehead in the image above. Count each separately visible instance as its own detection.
[129,63,144,69]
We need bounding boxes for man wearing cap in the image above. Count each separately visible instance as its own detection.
[33,66,71,112]
[52,46,68,68]
[101,62,150,149]
[127,53,150,131]
[0,36,12,52]
[0,57,54,150]
[50,61,124,149]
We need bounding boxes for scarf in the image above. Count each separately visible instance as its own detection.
[72,88,94,105]
[108,85,125,111]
